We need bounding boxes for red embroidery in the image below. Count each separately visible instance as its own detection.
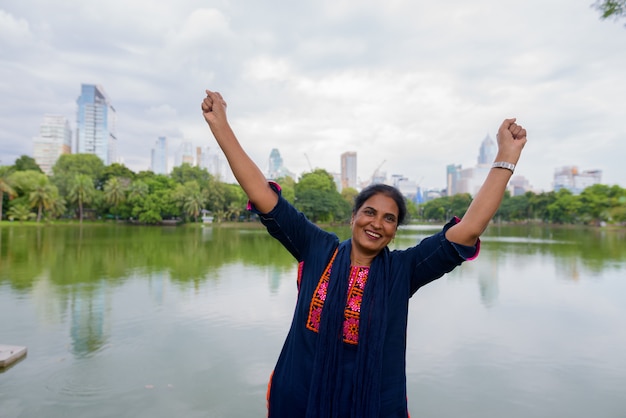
[305,251,370,345]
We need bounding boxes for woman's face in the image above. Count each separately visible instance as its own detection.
[351,193,399,258]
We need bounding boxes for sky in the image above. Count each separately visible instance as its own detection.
[1,0,625,192]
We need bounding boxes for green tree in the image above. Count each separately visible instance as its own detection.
[103,177,128,219]
[275,176,297,204]
[52,154,105,197]
[295,169,348,223]
[49,193,67,219]
[127,176,178,223]
[217,183,248,222]
[68,174,96,223]
[340,187,359,208]
[594,0,626,22]
[170,163,212,186]
[547,189,582,224]
[579,184,612,224]
[6,203,35,223]
[99,163,136,189]
[406,199,419,222]
[0,166,16,221]
[128,180,150,202]
[134,195,164,224]
[29,177,58,222]
[13,155,43,173]
[180,182,205,222]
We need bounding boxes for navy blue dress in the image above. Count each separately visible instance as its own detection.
[253,192,477,418]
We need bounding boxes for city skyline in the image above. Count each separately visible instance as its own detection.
[2,1,625,192]
[26,98,601,195]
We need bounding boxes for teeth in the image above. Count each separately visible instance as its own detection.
[365,230,381,239]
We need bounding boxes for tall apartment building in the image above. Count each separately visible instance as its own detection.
[76,84,117,165]
[554,166,602,194]
[477,134,496,166]
[175,141,195,167]
[151,137,168,174]
[198,146,229,181]
[447,134,530,196]
[32,114,72,175]
[340,151,357,190]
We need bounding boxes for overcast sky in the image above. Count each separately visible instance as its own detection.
[1,0,625,191]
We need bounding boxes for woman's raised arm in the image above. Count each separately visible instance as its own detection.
[445,118,527,246]
[201,90,278,214]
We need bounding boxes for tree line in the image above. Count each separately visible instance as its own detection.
[1,154,625,226]
[0,154,359,225]
[419,185,626,226]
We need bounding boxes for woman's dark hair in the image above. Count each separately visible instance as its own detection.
[352,183,407,225]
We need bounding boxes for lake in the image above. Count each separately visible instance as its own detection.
[1,223,625,418]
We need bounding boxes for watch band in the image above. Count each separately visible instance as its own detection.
[492,161,515,173]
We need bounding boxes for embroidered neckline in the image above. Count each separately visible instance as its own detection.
[305,258,370,345]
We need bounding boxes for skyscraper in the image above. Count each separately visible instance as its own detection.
[340,151,357,190]
[76,84,117,165]
[32,114,72,175]
[151,137,168,174]
[268,148,283,179]
[266,148,294,180]
[477,134,496,166]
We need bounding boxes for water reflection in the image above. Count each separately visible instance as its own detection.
[1,223,625,418]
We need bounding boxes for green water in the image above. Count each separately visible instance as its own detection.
[1,223,625,418]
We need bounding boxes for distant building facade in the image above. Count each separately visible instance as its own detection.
[391,174,419,203]
[341,151,357,190]
[175,141,195,167]
[151,137,168,174]
[198,146,229,181]
[446,134,531,196]
[554,166,602,194]
[32,114,72,175]
[267,148,295,180]
[446,164,462,196]
[76,84,117,165]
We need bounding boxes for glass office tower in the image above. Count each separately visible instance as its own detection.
[76,84,117,165]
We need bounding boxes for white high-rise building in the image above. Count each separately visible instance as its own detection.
[198,146,229,181]
[175,141,195,167]
[33,114,72,175]
[151,137,168,174]
[75,84,117,165]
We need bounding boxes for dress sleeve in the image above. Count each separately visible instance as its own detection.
[248,182,337,261]
[407,217,480,296]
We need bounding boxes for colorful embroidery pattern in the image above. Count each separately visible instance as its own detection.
[305,251,370,345]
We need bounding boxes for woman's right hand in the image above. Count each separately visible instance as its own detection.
[202,90,229,133]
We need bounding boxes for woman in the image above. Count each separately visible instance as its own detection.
[201,90,527,418]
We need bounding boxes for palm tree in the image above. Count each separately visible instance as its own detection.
[0,167,16,221]
[104,177,127,219]
[29,177,56,222]
[49,193,67,219]
[7,203,35,223]
[68,174,95,223]
[183,191,205,223]
[127,180,149,203]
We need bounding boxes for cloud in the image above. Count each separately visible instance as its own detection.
[1,0,626,191]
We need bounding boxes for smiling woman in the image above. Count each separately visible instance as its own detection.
[201,89,527,418]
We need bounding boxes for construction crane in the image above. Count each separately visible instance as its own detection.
[304,153,313,171]
[370,160,386,184]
